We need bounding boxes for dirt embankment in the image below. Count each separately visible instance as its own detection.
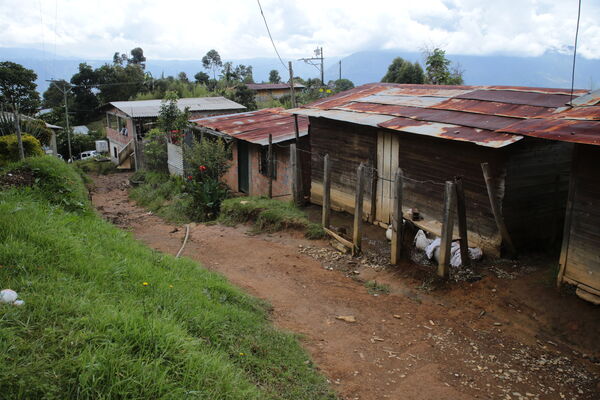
[92,173,600,400]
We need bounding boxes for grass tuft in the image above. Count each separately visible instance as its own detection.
[364,280,391,295]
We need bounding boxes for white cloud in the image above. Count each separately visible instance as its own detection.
[0,0,598,60]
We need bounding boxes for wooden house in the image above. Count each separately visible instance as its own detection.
[246,83,306,103]
[500,89,600,303]
[105,97,245,169]
[290,83,591,257]
[191,108,310,198]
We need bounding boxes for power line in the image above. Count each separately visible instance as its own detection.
[256,0,287,69]
[570,0,582,104]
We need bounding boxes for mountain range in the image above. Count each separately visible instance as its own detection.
[1,47,598,94]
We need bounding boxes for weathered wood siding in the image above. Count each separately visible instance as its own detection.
[310,118,377,216]
[503,139,573,249]
[562,145,600,295]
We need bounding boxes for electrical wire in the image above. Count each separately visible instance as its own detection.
[570,0,582,105]
[256,0,287,69]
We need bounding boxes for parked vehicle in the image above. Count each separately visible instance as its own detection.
[79,150,98,160]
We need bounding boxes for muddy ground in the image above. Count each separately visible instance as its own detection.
[91,173,600,400]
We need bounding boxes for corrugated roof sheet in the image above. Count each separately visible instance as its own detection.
[288,83,599,148]
[110,97,245,118]
[190,108,308,146]
[246,83,306,91]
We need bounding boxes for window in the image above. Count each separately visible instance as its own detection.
[259,146,276,179]
[113,146,118,158]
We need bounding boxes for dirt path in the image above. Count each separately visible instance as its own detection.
[92,173,600,400]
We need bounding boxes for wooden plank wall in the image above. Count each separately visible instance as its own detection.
[311,118,377,213]
[503,139,573,249]
[563,145,600,293]
[396,133,503,243]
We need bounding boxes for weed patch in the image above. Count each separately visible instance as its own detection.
[364,280,390,295]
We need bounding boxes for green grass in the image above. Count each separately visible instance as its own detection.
[364,280,390,295]
[129,171,191,223]
[219,196,326,239]
[74,158,117,176]
[0,159,335,399]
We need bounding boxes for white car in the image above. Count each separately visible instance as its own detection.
[79,150,98,160]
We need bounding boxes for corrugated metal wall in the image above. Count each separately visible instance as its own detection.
[167,143,184,176]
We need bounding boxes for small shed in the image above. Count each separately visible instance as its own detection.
[290,83,590,256]
[500,89,600,303]
[246,83,306,103]
[105,97,245,168]
[191,108,309,198]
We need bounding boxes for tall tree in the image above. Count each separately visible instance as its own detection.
[0,61,40,160]
[42,79,72,109]
[96,63,145,103]
[268,69,281,84]
[425,48,464,85]
[70,63,100,124]
[331,78,355,93]
[381,57,424,84]
[202,49,223,81]
[178,72,189,82]
[129,47,146,69]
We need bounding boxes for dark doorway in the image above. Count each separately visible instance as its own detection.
[237,141,249,193]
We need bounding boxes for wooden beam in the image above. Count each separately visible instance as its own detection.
[454,176,470,267]
[369,166,378,223]
[293,114,300,141]
[290,143,300,206]
[322,154,331,228]
[353,163,365,256]
[438,181,456,279]
[324,227,354,250]
[391,168,404,265]
[267,134,273,198]
[481,162,517,258]
[557,146,578,287]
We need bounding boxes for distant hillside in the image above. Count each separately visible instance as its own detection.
[1,47,598,94]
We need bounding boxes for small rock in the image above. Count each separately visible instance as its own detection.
[494,322,503,326]
[336,315,356,323]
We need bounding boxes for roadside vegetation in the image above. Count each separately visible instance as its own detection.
[0,156,334,399]
[219,196,325,239]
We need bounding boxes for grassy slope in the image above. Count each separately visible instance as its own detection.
[0,157,333,399]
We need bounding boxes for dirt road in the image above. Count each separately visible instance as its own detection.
[92,173,600,400]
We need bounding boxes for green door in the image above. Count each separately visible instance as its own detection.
[237,141,249,193]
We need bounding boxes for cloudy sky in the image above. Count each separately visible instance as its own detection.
[1,0,599,61]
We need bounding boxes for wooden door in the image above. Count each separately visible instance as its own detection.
[375,131,399,225]
[237,141,249,193]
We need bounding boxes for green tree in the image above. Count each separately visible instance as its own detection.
[381,57,425,84]
[425,48,464,85]
[331,78,355,93]
[194,71,210,85]
[157,91,190,136]
[70,63,100,124]
[96,63,145,103]
[0,61,41,160]
[225,84,256,111]
[42,79,72,109]
[178,72,189,82]
[268,69,281,84]
[202,49,223,81]
[129,47,146,69]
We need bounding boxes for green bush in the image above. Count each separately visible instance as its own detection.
[143,128,168,172]
[74,158,117,175]
[0,134,44,164]
[1,156,90,213]
[219,196,324,239]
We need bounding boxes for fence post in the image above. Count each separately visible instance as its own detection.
[438,181,456,279]
[481,162,517,257]
[268,134,273,199]
[353,163,365,256]
[391,168,404,265]
[322,154,331,228]
[454,176,470,267]
[290,143,302,207]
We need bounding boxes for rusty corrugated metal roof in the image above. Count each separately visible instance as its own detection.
[190,108,308,146]
[288,83,600,147]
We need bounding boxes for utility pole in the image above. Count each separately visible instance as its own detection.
[339,60,342,81]
[47,79,73,161]
[288,61,297,108]
[299,46,325,86]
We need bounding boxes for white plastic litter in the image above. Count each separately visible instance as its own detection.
[425,238,441,260]
[414,230,432,251]
[13,300,25,307]
[386,225,392,241]
[0,289,18,304]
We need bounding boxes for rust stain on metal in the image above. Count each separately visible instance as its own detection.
[191,108,308,145]
[455,89,573,108]
[501,118,600,145]
[431,98,555,118]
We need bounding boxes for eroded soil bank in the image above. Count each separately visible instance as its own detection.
[92,173,600,400]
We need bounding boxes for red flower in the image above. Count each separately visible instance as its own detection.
[187,175,193,180]
[199,165,207,172]
[170,129,180,134]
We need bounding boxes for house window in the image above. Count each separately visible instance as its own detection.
[259,146,276,179]
[113,146,118,158]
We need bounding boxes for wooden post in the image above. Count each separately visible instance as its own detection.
[267,134,273,198]
[438,181,456,279]
[293,114,300,141]
[557,148,578,287]
[481,162,517,257]
[288,61,297,108]
[369,166,378,223]
[353,163,365,256]
[454,176,470,267]
[391,168,404,265]
[322,154,331,228]
[290,143,301,207]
